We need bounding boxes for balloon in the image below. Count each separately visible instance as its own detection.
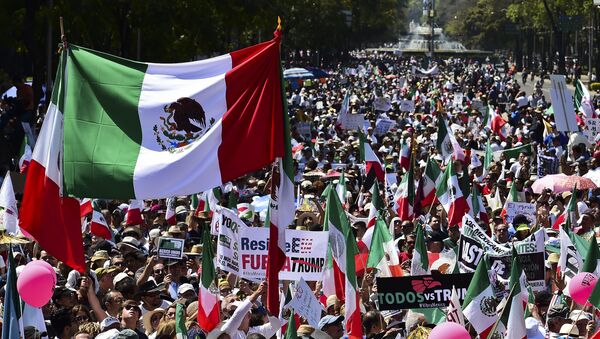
[569,272,598,306]
[429,322,470,339]
[17,264,55,307]
[28,260,57,286]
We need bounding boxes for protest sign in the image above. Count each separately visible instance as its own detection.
[297,122,312,140]
[157,237,185,260]
[376,272,474,310]
[453,93,464,108]
[504,202,536,225]
[549,75,578,132]
[374,97,392,112]
[288,278,325,328]
[584,118,600,144]
[399,99,414,112]
[471,99,485,114]
[237,228,329,282]
[216,207,244,274]
[375,117,396,135]
[340,113,366,131]
[459,213,547,291]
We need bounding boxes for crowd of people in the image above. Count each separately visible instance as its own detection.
[2,49,600,339]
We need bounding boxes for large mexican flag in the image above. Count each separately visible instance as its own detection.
[62,34,286,199]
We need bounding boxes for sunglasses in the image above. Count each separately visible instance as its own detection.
[124,305,141,313]
[76,316,89,322]
[113,262,126,266]
[154,269,165,274]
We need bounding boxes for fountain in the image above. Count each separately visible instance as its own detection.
[368,21,490,56]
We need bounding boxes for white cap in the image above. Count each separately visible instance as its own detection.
[177,283,196,296]
[113,272,130,286]
[149,228,161,239]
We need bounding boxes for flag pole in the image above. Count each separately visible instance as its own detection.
[59,16,67,49]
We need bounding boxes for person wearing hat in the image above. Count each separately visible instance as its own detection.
[137,280,170,316]
[177,283,197,303]
[142,308,165,337]
[318,315,344,339]
[91,250,110,269]
[512,214,531,241]
[558,323,579,339]
[576,209,595,238]
[95,267,117,299]
[24,325,46,339]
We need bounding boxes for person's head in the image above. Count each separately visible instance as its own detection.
[143,308,165,335]
[40,250,58,267]
[429,217,441,231]
[164,304,178,321]
[155,320,177,339]
[246,334,266,339]
[318,315,344,339]
[391,217,402,237]
[401,221,414,235]
[50,308,76,339]
[120,300,142,328]
[404,234,416,252]
[448,224,460,242]
[363,311,384,335]
[152,263,165,283]
[114,273,136,300]
[494,223,509,243]
[71,304,91,326]
[103,291,125,312]
[111,255,126,272]
[177,283,197,302]
[138,280,164,309]
[52,287,77,310]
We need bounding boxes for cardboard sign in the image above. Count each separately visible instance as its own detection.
[297,122,312,140]
[288,278,325,328]
[375,117,396,135]
[374,97,392,112]
[215,208,244,274]
[399,99,415,112]
[550,75,578,132]
[504,202,536,225]
[239,228,329,282]
[157,237,185,260]
[339,113,366,130]
[376,272,474,310]
[584,118,600,144]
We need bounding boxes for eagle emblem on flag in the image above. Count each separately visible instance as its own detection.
[153,97,216,153]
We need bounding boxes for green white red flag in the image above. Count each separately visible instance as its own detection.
[198,222,220,332]
[367,215,402,277]
[394,154,415,221]
[435,160,469,226]
[462,257,497,339]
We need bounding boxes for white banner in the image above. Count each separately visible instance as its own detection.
[216,213,329,281]
[374,97,392,112]
[504,202,536,225]
[288,277,325,328]
[550,75,578,132]
[239,228,329,282]
[215,207,244,274]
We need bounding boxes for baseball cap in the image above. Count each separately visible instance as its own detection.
[177,283,196,296]
[113,272,131,286]
[318,315,344,330]
[100,316,121,331]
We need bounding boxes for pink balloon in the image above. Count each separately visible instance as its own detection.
[569,272,598,306]
[17,265,55,307]
[429,322,470,339]
[27,260,57,286]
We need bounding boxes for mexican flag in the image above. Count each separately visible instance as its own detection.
[61,31,286,200]
[90,208,112,240]
[1,246,23,339]
[284,310,299,339]
[492,251,527,339]
[360,132,384,183]
[367,180,383,229]
[198,224,220,332]
[166,197,177,225]
[436,116,464,161]
[462,257,497,339]
[175,302,187,339]
[552,185,577,230]
[500,182,519,221]
[483,105,508,140]
[582,236,600,277]
[558,227,582,296]
[468,184,489,223]
[19,52,86,273]
[125,200,144,226]
[367,215,402,277]
[336,171,348,209]
[420,157,441,206]
[399,138,410,170]
[0,173,19,235]
[394,154,415,221]
[575,80,594,118]
[324,187,363,339]
[482,139,492,178]
[17,135,32,174]
[446,286,465,325]
[410,221,429,276]
[435,160,469,226]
